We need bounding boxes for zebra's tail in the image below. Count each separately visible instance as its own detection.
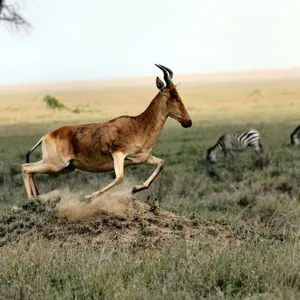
[26,138,43,163]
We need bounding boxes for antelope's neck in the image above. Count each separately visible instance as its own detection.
[137,93,168,148]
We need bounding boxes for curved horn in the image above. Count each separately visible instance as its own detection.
[158,64,173,79]
[155,64,173,86]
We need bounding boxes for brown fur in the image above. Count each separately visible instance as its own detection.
[22,77,192,200]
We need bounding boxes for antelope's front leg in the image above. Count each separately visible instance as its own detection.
[132,155,164,194]
[85,152,125,200]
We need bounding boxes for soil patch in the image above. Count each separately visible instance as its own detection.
[0,194,234,249]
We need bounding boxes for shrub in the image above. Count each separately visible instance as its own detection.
[43,95,66,111]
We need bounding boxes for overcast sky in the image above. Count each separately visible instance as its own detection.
[0,0,299,84]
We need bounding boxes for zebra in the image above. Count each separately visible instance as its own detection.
[206,129,263,163]
[290,125,300,145]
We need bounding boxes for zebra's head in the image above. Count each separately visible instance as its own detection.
[206,147,216,163]
[291,135,299,146]
[291,136,295,145]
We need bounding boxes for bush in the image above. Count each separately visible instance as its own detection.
[43,95,66,111]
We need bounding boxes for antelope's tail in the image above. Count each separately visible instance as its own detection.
[26,138,43,163]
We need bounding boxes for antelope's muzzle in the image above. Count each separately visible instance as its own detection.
[182,120,192,128]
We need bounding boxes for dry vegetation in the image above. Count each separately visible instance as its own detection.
[1,68,300,128]
[0,69,300,299]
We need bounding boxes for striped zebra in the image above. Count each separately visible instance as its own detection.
[290,125,300,145]
[206,129,263,163]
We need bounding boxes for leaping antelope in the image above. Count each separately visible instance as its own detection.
[22,64,192,200]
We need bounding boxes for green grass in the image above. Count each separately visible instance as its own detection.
[0,121,300,299]
[0,239,299,299]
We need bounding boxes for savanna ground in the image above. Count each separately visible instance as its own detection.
[0,69,300,299]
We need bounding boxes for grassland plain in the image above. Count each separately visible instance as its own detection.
[0,122,300,299]
[1,68,300,127]
[0,71,300,299]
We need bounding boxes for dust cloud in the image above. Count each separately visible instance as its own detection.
[39,180,139,221]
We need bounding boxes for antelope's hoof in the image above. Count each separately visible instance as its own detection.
[83,194,93,201]
[132,186,138,194]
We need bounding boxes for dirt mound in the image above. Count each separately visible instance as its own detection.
[0,192,233,249]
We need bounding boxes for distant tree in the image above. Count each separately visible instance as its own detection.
[0,0,30,31]
[43,95,66,112]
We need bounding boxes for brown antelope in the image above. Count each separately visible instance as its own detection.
[22,64,192,200]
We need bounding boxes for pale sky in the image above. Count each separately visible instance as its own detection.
[0,0,300,84]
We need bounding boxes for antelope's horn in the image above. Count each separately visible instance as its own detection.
[155,64,173,86]
[158,64,173,79]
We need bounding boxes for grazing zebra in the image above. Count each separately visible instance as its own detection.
[290,125,300,145]
[206,129,263,163]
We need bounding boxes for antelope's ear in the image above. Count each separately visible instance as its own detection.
[156,76,165,93]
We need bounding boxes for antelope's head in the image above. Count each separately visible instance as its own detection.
[155,64,192,128]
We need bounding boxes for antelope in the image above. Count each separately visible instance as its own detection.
[22,64,192,200]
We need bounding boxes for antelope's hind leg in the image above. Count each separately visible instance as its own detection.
[22,164,35,199]
[22,160,71,199]
[30,175,39,197]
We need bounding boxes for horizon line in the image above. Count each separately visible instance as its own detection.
[1,65,300,88]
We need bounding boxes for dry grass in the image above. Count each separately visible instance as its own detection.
[1,68,300,130]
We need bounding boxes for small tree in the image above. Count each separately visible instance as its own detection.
[43,95,66,112]
[0,0,31,32]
